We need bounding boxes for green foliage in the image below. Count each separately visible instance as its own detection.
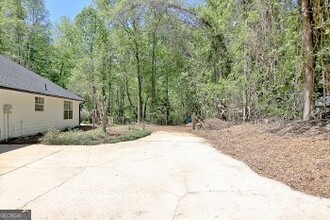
[42,129,151,145]
[192,0,305,120]
[1,0,327,123]
[0,0,51,75]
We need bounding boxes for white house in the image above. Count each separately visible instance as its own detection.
[0,55,84,141]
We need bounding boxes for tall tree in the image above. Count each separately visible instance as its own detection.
[24,0,51,75]
[302,0,315,121]
[69,6,112,131]
[50,17,77,88]
[0,0,27,63]
[2,0,325,127]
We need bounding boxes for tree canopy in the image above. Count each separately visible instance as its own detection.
[1,0,329,126]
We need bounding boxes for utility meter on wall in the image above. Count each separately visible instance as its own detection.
[4,104,12,114]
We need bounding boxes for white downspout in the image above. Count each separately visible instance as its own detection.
[3,109,6,141]
[3,105,12,141]
[6,112,9,140]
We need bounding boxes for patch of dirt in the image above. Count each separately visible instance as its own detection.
[146,125,190,133]
[202,118,232,130]
[76,125,95,132]
[193,120,330,198]
[109,124,190,133]
[107,129,127,137]
[0,133,44,145]
[267,120,330,139]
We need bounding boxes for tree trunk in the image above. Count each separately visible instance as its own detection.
[108,80,112,117]
[243,24,248,122]
[302,0,315,121]
[137,73,143,123]
[92,84,96,130]
[101,70,108,133]
[59,62,64,87]
[165,71,170,125]
[144,97,148,121]
[135,43,143,123]
[120,81,125,122]
[151,31,156,114]
[91,60,97,129]
[125,76,137,118]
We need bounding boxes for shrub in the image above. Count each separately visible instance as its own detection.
[41,129,61,145]
[42,129,151,145]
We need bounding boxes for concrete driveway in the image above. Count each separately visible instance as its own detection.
[0,131,329,219]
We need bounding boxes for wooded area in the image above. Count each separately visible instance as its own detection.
[0,0,329,127]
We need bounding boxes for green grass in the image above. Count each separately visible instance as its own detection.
[41,129,151,145]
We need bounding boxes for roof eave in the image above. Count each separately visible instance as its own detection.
[0,86,85,102]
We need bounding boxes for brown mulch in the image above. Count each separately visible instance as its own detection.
[0,133,44,145]
[193,119,330,198]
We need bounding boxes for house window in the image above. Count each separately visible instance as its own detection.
[35,97,44,111]
[64,101,73,119]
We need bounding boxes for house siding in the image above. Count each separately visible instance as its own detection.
[0,89,80,141]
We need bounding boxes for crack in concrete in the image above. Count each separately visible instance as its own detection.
[20,167,85,209]
[171,171,268,219]
[17,166,88,170]
[20,151,92,209]
[131,155,165,162]
[186,189,266,197]
[172,192,188,220]
[172,172,190,220]
[0,150,64,177]
[171,189,267,219]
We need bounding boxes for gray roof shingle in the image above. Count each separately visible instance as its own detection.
[0,55,84,101]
